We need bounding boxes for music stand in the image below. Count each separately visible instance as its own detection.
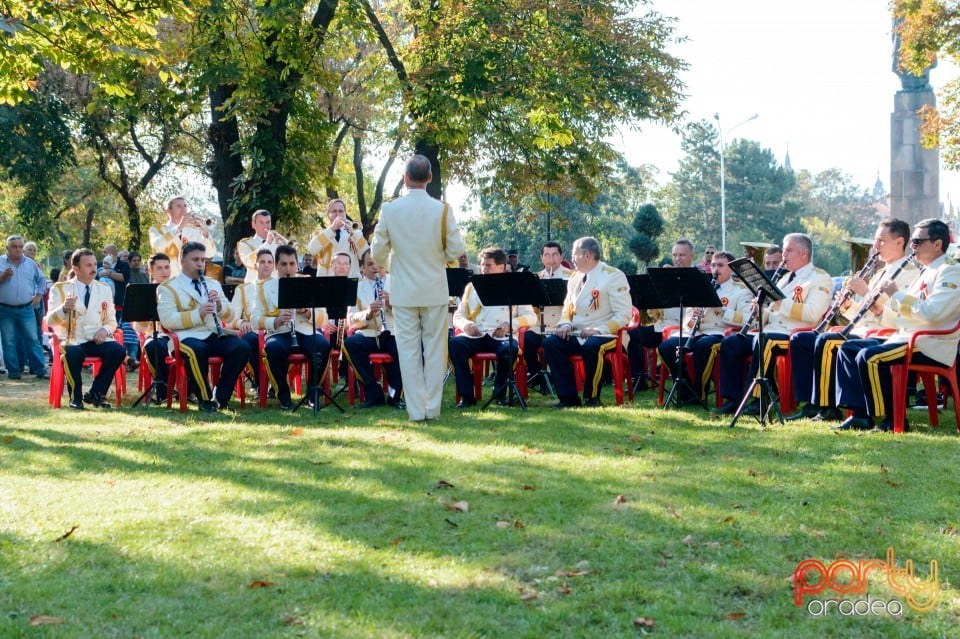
[123,284,163,407]
[446,268,471,299]
[626,274,665,394]
[645,268,720,408]
[278,276,358,416]
[537,278,569,397]
[727,258,785,427]
[470,271,548,410]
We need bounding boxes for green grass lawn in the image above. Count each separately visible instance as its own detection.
[2,384,959,638]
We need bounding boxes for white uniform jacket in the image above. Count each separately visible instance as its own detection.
[452,281,537,339]
[763,262,833,334]
[250,276,328,335]
[559,262,633,337]
[148,222,216,277]
[371,189,466,307]
[229,280,262,326]
[307,227,367,278]
[349,276,395,338]
[46,279,118,344]
[157,273,237,340]
[882,255,960,365]
[841,257,921,335]
[681,278,751,336]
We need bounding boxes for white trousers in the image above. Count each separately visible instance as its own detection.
[392,305,449,421]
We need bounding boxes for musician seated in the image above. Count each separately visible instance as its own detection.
[342,250,405,409]
[252,244,330,411]
[450,247,537,408]
[157,241,249,413]
[523,241,575,394]
[46,248,126,409]
[657,251,749,403]
[787,218,918,422]
[835,218,960,431]
[132,253,173,400]
[230,248,277,390]
[542,237,632,408]
[715,233,833,415]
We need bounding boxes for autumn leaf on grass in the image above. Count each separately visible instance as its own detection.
[613,494,627,506]
[389,536,404,546]
[725,611,747,620]
[522,446,544,456]
[282,616,304,626]
[682,534,695,544]
[53,525,79,542]
[2,436,13,444]
[442,500,469,513]
[290,428,304,436]
[633,616,655,629]
[434,480,455,490]
[720,515,736,524]
[496,520,525,529]
[248,579,273,588]
[557,582,572,595]
[880,464,888,474]
[520,590,538,601]
[522,484,536,491]
[555,568,595,577]
[29,616,65,626]
[885,480,901,488]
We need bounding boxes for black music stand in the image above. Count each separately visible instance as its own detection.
[537,278,569,397]
[626,274,664,393]
[446,268,472,299]
[278,276,358,417]
[646,268,720,409]
[123,284,163,407]
[470,271,548,410]
[727,258,785,427]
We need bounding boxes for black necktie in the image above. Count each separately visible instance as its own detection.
[786,272,796,285]
[335,229,342,242]
[192,279,203,298]
[83,285,90,308]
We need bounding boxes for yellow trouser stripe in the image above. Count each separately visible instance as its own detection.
[866,344,907,417]
[700,342,721,400]
[590,340,619,397]
[341,342,364,386]
[816,339,844,407]
[752,338,787,398]
[179,343,210,401]
[60,347,75,397]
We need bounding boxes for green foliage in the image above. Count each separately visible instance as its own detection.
[628,203,664,268]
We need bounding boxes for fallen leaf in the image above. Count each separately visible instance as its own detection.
[389,536,403,546]
[522,484,536,491]
[771,451,780,457]
[103,479,115,487]
[941,526,958,536]
[53,525,79,543]
[682,534,694,544]
[248,580,273,588]
[522,446,544,456]
[435,480,455,489]
[613,494,627,505]
[747,469,757,477]
[628,435,642,442]
[802,501,810,506]
[725,611,747,620]
[282,616,304,626]
[885,480,901,488]
[444,518,459,527]
[513,519,525,529]
[290,428,304,436]
[633,616,655,629]
[732,540,743,547]
[720,516,736,524]
[880,464,888,474]
[665,505,680,519]
[557,582,572,595]
[2,436,12,444]
[443,500,469,513]
[496,521,511,529]
[29,616,65,626]
[520,590,538,601]
[556,569,594,577]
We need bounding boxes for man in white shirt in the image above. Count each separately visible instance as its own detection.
[236,209,287,284]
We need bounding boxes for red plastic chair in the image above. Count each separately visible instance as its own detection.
[257,330,333,408]
[451,327,528,402]
[165,331,246,413]
[656,324,728,408]
[571,307,640,405]
[347,352,395,405]
[889,321,960,434]
[48,327,126,408]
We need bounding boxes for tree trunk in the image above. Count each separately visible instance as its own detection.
[415,138,443,199]
[208,83,244,259]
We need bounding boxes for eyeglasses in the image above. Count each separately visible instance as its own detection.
[910,237,933,246]
[705,251,715,256]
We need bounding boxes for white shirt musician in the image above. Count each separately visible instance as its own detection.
[236,209,287,284]
[342,252,404,409]
[46,249,126,409]
[148,196,217,278]
[157,242,248,413]
[250,245,330,411]
[450,248,537,407]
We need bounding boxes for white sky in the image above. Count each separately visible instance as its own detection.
[614,0,960,202]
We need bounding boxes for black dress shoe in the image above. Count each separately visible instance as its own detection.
[811,407,843,422]
[785,403,819,421]
[713,400,738,415]
[83,391,111,408]
[387,396,406,410]
[35,372,49,380]
[279,400,294,411]
[359,395,386,408]
[873,416,907,432]
[456,397,477,409]
[833,415,872,431]
[69,400,85,410]
[583,397,602,407]
[555,396,582,408]
[198,400,219,413]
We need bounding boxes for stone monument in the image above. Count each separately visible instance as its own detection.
[890,18,939,227]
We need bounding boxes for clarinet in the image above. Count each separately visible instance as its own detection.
[738,259,788,336]
[813,250,881,334]
[198,268,224,337]
[839,252,919,338]
[682,278,718,350]
[374,273,389,335]
[286,274,299,348]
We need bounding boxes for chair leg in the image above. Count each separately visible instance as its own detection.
[891,364,908,434]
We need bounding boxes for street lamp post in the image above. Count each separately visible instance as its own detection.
[714,113,758,252]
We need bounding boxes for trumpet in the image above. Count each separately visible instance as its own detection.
[350,220,362,231]
[738,258,788,335]
[64,283,79,346]
[813,250,881,334]
[335,317,346,346]
[839,252,920,338]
